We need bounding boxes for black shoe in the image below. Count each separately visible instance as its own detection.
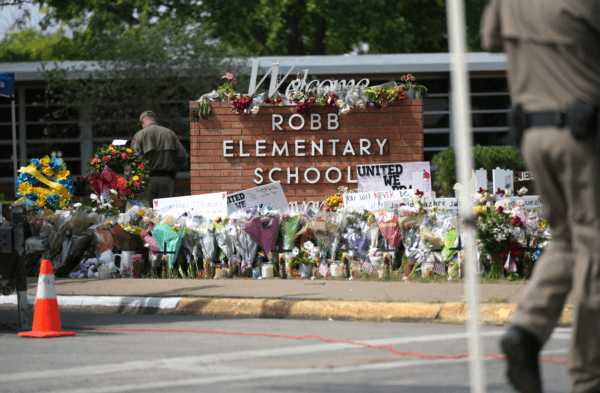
[500,325,543,393]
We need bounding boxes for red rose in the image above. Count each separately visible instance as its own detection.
[123,189,132,196]
[102,156,110,162]
[128,153,133,158]
[121,153,128,160]
[91,158,98,164]
[496,206,504,214]
[138,164,145,170]
[111,150,117,156]
[134,182,140,188]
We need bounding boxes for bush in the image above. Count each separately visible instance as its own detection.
[432,145,526,197]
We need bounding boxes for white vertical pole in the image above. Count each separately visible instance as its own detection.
[11,99,18,198]
[446,1,487,392]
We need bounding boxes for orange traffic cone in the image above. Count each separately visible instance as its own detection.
[18,259,76,338]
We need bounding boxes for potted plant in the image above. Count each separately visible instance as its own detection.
[217,73,238,101]
[289,250,314,278]
[400,74,428,99]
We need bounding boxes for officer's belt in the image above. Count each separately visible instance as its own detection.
[151,170,173,177]
[520,110,566,129]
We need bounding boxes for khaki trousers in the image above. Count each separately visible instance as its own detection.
[515,126,600,392]
[145,176,174,204]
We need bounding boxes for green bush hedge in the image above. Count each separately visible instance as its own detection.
[431,145,526,197]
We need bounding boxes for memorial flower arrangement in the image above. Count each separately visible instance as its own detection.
[15,156,75,211]
[88,144,150,203]
[401,74,428,97]
[231,95,253,116]
[365,85,402,108]
[217,72,238,100]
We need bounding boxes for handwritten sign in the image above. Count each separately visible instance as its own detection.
[153,192,228,220]
[344,189,413,212]
[500,196,542,210]
[227,181,288,214]
[383,197,461,211]
[356,161,431,193]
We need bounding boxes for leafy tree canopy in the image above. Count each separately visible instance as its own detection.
[27,0,488,57]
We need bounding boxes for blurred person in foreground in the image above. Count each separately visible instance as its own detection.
[133,111,189,204]
[482,1,600,392]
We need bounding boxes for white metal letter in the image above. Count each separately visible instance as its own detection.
[327,113,339,130]
[325,167,343,183]
[256,140,266,157]
[253,168,264,184]
[287,167,299,184]
[359,139,371,155]
[295,139,306,156]
[304,167,321,184]
[310,113,322,130]
[376,139,388,155]
[223,140,234,157]
[272,114,283,131]
[272,141,289,156]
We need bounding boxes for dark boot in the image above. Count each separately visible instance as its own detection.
[500,325,542,393]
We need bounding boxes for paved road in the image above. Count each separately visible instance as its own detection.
[0,311,571,392]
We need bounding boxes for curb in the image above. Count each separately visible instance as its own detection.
[0,295,574,325]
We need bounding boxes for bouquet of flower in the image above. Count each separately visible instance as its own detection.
[290,91,317,115]
[215,218,236,269]
[248,93,266,116]
[365,82,400,108]
[15,156,75,211]
[231,212,259,275]
[242,209,280,256]
[200,221,217,277]
[217,72,238,101]
[231,95,253,116]
[377,212,402,248]
[280,211,303,250]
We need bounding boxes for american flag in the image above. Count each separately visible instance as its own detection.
[319,258,329,277]
[241,260,248,273]
[504,255,517,273]
[433,260,446,275]
[361,259,374,274]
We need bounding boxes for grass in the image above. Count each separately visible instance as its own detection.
[486,297,510,303]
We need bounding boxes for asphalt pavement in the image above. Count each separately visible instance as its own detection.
[0,311,573,393]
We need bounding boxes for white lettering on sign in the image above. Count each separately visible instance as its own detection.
[239,140,250,157]
[223,140,234,157]
[289,114,305,130]
[311,140,323,156]
[272,141,289,156]
[269,168,282,183]
[360,139,371,155]
[357,161,431,193]
[344,190,414,212]
[248,58,304,97]
[304,168,320,184]
[295,140,306,156]
[325,167,343,183]
[329,139,340,156]
[254,168,263,184]
[342,140,356,156]
[310,113,321,130]
[328,113,339,130]
[272,114,284,130]
[287,167,299,184]
[256,140,266,157]
[154,192,227,220]
[376,139,387,155]
[252,165,359,185]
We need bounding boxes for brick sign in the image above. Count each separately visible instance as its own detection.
[189,99,424,203]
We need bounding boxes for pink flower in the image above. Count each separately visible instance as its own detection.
[516,200,525,206]
[222,73,234,80]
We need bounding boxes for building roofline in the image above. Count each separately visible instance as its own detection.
[0,52,507,82]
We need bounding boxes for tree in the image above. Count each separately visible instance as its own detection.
[32,0,488,57]
[0,28,86,61]
[41,18,237,140]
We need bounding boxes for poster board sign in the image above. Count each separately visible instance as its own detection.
[356,162,431,193]
[344,189,413,212]
[153,192,227,219]
[227,181,288,214]
[499,196,542,210]
[383,197,461,211]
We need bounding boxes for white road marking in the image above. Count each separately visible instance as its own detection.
[0,295,182,309]
[0,330,506,383]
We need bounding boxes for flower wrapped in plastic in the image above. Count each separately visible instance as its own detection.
[199,221,217,277]
[248,93,266,116]
[151,224,184,269]
[180,217,203,277]
[215,218,236,273]
[280,210,303,250]
[242,208,280,256]
[231,212,259,275]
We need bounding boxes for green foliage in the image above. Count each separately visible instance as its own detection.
[29,0,488,58]
[432,145,526,197]
[0,28,86,61]
[40,18,238,139]
[289,250,313,266]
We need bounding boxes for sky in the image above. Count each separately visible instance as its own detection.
[0,2,68,39]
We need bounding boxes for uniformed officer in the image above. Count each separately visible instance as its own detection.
[482,1,600,392]
[133,111,189,203]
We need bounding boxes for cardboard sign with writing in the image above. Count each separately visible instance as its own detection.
[499,196,543,210]
[344,189,414,212]
[226,181,288,214]
[356,162,431,193]
[383,197,461,211]
[153,192,228,220]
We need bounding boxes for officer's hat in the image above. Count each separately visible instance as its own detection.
[140,110,157,122]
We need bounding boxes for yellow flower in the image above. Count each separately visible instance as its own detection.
[18,183,33,195]
[96,164,100,169]
[41,166,54,176]
[36,196,46,208]
[109,146,114,150]
[541,219,547,228]
[132,175,139,181]
[138,210,145,216]
[40,156,50,167]
[126,148,132,153]
[56,169,70,180]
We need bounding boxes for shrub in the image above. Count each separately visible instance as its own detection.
[432,145,526,197]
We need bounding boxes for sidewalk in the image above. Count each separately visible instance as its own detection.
[0,277,575,325]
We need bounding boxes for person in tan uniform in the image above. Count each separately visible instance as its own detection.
[133,111,189,203]
[482,1,600,392]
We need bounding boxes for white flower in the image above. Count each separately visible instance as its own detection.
[73,203,82,208]
[340,107,351,115]
[336,99,345,108]
[355,100,365,108]
[518,187,528,196]
[109,189,117,195]
[505,189,513,197]
[251,106,260,115]
[413,195,421,204]
[90,194,99,201]
[92,207,97,212]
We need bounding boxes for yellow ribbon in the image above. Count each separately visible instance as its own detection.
[17,166,72,208]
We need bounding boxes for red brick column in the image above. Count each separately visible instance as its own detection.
[189,99,423,203]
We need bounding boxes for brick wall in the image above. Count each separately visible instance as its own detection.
[189,99,423,203]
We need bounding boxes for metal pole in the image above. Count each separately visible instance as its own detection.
[11,99,18,198]
[446,1,486,392]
